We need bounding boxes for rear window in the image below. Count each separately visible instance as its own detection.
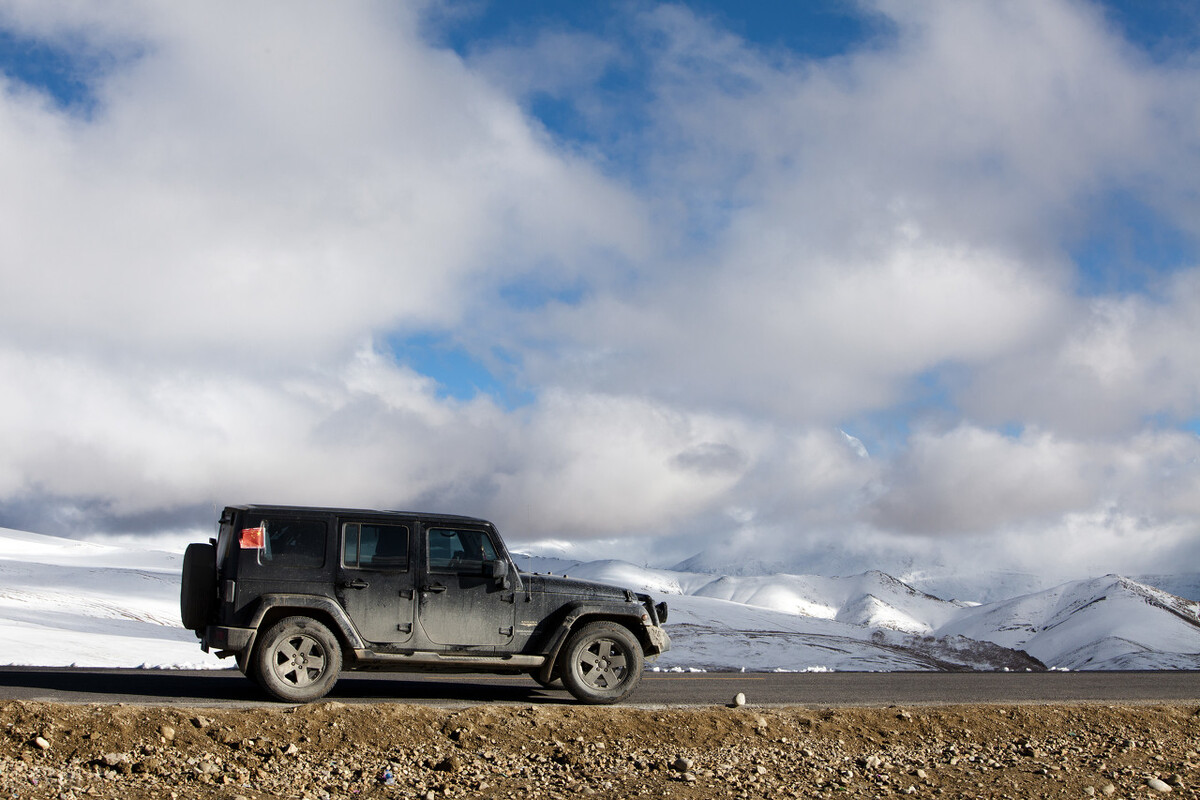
[244,516,327,569]
[343,523,409,570]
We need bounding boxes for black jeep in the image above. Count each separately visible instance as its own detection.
[180,505,670,704]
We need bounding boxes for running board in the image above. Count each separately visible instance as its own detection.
[352,650,545,669]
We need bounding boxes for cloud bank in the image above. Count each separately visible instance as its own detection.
[0,0,1197,585]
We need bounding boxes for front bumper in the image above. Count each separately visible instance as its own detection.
[645,624,671,655]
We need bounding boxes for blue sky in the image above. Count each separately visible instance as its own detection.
[0,0,1198,583]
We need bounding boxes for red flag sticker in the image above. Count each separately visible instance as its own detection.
[239,526,265,549]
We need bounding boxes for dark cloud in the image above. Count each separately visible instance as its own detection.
[671,442,746,475]
[0,493,214,539]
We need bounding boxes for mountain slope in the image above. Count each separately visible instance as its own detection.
[652,594,1043,673]
[938,575,1200,670]
[517,554,1200,672]
[516,557,965,633]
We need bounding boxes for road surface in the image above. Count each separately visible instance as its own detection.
[0,667,1196,707]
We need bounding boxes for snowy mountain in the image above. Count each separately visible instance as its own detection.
[534,558,964,633]
[514,555,1200,672]
[669,546,1200,606]
[1,527,1198,673]
[939,575,1200,670]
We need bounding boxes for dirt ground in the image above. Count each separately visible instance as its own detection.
[2,699,1198,799]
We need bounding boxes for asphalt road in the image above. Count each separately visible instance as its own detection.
[0,667,1197,708]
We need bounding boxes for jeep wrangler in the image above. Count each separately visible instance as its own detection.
[180,505,670,704]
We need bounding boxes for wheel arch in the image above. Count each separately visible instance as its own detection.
[536,603,652,684]
[245,594,366,667]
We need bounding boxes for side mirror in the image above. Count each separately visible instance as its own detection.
[484,558,510,588]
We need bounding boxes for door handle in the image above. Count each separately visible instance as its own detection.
[421,584,447,593]
[341,579,370,590]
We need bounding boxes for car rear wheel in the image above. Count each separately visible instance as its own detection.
[253,616,342,703]
[560,621,644,704]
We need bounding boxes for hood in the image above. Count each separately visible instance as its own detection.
[521,573,630,600]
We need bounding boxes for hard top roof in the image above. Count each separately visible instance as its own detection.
[227,504,494,526]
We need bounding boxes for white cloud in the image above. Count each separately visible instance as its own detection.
[867,426,1096,536]
[489,0,1200,422]
[466,27,621,103]
[0,0,1197,587]
[485,391,764,537]
[0,1,649,364]
[964,270,1200,435]
[861,424,1200,579]
[523,237,1065,421]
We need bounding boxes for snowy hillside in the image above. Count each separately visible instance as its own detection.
[518,557,961,634]
[514,555,1200,672]
[0,527,223,669]
[1,527,1198,672]
[650,594,1041,673]
[512,557,1028,671]
[940,575,1200,670]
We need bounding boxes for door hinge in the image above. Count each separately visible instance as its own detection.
[399,589,413,599]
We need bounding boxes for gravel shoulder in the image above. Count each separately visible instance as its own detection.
[3,700,1199,799]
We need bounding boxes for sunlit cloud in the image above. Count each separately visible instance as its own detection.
[0,0,1197,585]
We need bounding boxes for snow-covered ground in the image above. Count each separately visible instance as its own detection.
[2,527,1198,672]
[0,527,224,668]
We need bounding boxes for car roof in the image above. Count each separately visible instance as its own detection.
[227,504,494,527]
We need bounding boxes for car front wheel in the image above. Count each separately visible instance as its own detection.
[253,616,342,703]
[560,621,644,705]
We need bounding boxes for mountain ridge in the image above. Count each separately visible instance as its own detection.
[515,553,1200,672]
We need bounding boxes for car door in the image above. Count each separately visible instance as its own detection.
[336,519,416,645]
[418,525,515,647]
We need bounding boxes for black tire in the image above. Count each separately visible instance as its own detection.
[180,543,217,631]
[252,616,342,703]
[560,621,644,705]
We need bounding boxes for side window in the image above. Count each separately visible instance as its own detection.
[343,523,409,570]
[427,528,499,572]
[247,517,326,569]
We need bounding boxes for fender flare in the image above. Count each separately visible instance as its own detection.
[246,593,368,653]
[535,600,652,684]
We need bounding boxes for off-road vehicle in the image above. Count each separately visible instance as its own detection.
[181,505,670,704]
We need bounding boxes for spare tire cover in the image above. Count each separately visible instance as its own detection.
[180,542,217,631]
